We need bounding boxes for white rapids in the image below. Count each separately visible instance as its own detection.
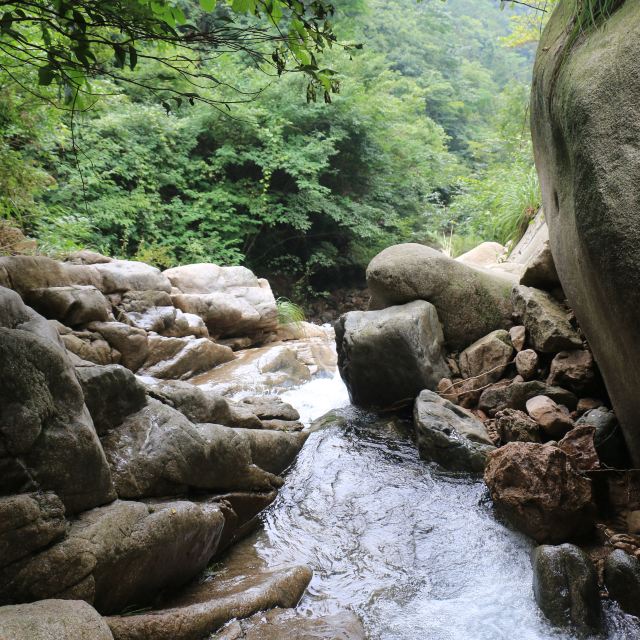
[239,368,640,640]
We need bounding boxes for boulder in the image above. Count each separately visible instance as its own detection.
[101,400,305,498]
[75,364,147,434]
[0,492,66,568]
[213,608,367,640]
[239,396,300,422]
[0,327,115,514]
[577,408,630,469]
[65,250,113,265]
[164,264,277,340]
[557,425,599,472]
[459,330,513,388]
[163,310,209,339]
[484,443,595,543]
[413,390,495,472]
[106,565,312,640]
[87,321,149,372]
[479,380,577,417]
[61,331,121,366]
[511,285,581,353]
[532,544,601,632]
[456,242,506,268]
[93,260,171,294]
[0,599,114,640]
[531,1,640,464]
[515,349,538,380]
[507,211,560,290]
[494,409,541,444]
[509,325,526,352]
[604,549,640,618]
[366,243,514,350]
[24,285,111,326]
[0,285,63,345]
[526,395,573,440]
[547,350,597,395]
[336,300,450,409]
[140,335,235,380]
[0,499,225,614]
[145,379,262,429]
[0,256,77,292]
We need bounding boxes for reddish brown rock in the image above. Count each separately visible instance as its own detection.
[495,409,541,444]
[547,350,597,395]
[484,442,595,543]
[526,395,574,440]
[558,426,600,472]
[437,378,458,403]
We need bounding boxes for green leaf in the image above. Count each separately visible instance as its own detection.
[200,0,217,11]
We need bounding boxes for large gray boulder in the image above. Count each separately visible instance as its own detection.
[532,544,601,633]
[101,400,305,498]
[75,363,147,434]
[164,263,277,341]
[531,1,640,464]
[335,300,449,409]
[0,499,225,614]
[511,285,581,354]
[24,285,111,326]
[413,390,495,472]
[0,292,116,513]
[139,335,235,380]
[0,599,114,640]
[366,243,513,350]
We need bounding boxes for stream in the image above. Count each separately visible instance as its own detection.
[209,337,640,639]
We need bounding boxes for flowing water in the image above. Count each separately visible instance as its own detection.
[211,336,640,639]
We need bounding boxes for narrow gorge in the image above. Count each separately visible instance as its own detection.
[2,0,640,639]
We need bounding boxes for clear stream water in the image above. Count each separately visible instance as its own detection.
[228,360,640,638]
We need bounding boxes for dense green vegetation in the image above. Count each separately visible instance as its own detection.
[1,0,544,297]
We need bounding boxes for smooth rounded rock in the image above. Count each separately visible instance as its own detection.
[604,549,640,618]
[366,243,514,350]
[532,544,601,632]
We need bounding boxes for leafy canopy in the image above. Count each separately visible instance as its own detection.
[0,0,346,107]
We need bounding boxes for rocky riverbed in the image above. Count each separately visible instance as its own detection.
[2,212,640,638]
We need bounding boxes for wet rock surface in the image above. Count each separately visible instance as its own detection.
[106,564,312,640]
[532,544,601,632]
[213,608,367,640]
[604,549,640,618]
[336,300,450,409]
[413,390,495,472]
[484,443,595,543]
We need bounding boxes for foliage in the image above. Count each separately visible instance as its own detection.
[0,0,344,107]
[0,0,541,298]
[276,296,306,324]
[447,82,540,247]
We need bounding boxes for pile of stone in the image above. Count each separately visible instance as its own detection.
[336,217,639,633]
[0,254,335,639]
